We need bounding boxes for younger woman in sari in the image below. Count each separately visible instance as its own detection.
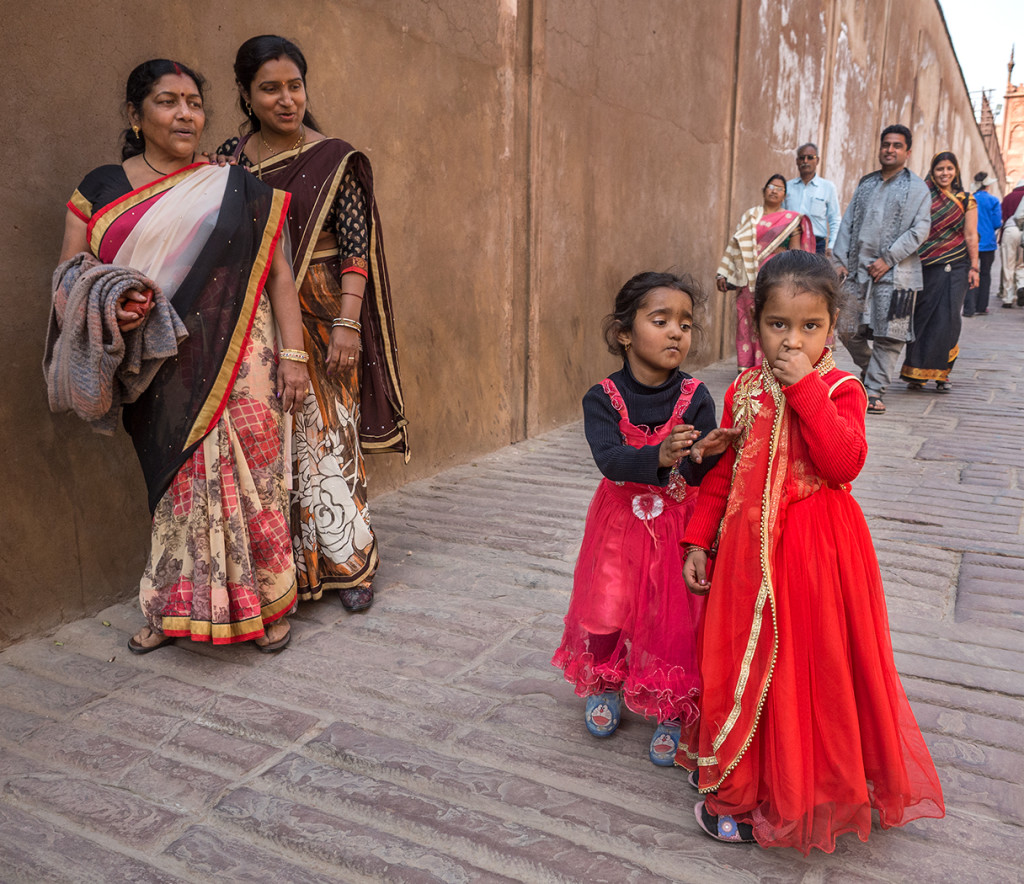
[57,59,309,653]
[681,251,944,853]
[900,151,979,392]
[218,35,408,613]
[716,174,815,372]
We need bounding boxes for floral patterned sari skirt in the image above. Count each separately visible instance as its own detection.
[291,263,378,600]
[138,295,297,643]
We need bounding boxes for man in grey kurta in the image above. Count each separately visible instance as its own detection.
[833,125,931,413]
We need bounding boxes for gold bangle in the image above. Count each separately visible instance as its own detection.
[279,348,309,364]
[683,544,708,557]
[332,317,362,333]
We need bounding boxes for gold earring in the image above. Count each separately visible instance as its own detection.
[245,100,253,115]
[132,125,140,138]
[624,342,631,351]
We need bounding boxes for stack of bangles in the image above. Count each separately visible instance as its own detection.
[279,348,309,364]
[332,317,362,333]
[683,544,709,557]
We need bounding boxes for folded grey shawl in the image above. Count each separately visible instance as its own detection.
[43,252,188,434]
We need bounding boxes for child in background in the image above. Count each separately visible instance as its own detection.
[682,250,944,851]
[553,271,738,765]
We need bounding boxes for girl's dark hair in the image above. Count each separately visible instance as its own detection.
[753,250,842,327]
[233,34,321,133]
[928,150,963,193]
[763,173,788,197]
[122,59,206,160]
[603,271,706,358]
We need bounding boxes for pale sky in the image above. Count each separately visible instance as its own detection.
[939,0,1024,122]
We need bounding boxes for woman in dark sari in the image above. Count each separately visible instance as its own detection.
[900,151,979,391]
[56,59,309,653]
[218,35,407,613]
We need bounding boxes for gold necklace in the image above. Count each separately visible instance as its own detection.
[256,125,305,179]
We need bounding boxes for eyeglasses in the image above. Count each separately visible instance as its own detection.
[765,184,785,191]
[797,155,817,161]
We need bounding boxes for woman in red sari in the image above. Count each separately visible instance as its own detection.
[900,151,979,392]
[56,59,309,653]
[716,174,815,372]
[218,35,408,613]
[681,251,944,853]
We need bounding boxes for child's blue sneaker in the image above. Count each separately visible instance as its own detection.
[649,720,681,766]
[584,691,621,737]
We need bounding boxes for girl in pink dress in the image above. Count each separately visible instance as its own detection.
[553,271,738,765]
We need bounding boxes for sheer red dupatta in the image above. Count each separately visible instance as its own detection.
[692,360,795,789]
[86,164,290,512]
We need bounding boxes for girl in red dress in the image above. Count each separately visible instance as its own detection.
[553,272,738,765]
[681,250,944,852]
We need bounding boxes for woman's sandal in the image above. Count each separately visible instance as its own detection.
[339,581,374,612]
[127,626,175,655]
[867,396,886,414]
[906,380,925,391]
[935,380,951,393]
[694,800,755,844]
[254,620,291,654]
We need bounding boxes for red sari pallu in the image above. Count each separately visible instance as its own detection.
[553,378,706,736]
[67,163,297,643]
[717,208,816,369]
[679,351,944,853]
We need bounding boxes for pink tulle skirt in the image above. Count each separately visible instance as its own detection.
[552,478,704,728]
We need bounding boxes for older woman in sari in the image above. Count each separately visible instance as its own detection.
[716,174,815,371]
[55,59,309,653]
[218,35,408,613]
[900,152,979,392]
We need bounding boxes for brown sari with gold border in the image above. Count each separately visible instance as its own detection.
[235,136,407,598]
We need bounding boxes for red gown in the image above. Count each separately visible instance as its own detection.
[553,377,706,734]
[680,351,944,854]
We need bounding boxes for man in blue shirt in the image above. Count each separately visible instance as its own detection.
[784,143,842,256]
[965,173,1004,315]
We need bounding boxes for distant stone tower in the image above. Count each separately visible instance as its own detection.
[1002,46,1024,187]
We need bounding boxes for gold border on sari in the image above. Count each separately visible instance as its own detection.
[184,188,291,449]
[88,165,200,255]
[161,580,296,641]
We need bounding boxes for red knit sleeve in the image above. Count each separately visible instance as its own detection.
[783,371,868,484]
[681,385,737,550]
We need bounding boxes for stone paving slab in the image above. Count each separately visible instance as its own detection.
[1,310,1023,881]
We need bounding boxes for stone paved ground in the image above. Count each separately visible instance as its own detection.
[2,309,1023,883]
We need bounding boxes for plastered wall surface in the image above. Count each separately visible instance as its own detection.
[0,0,994,643]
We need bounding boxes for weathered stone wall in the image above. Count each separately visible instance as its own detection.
[0,0,991,643]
